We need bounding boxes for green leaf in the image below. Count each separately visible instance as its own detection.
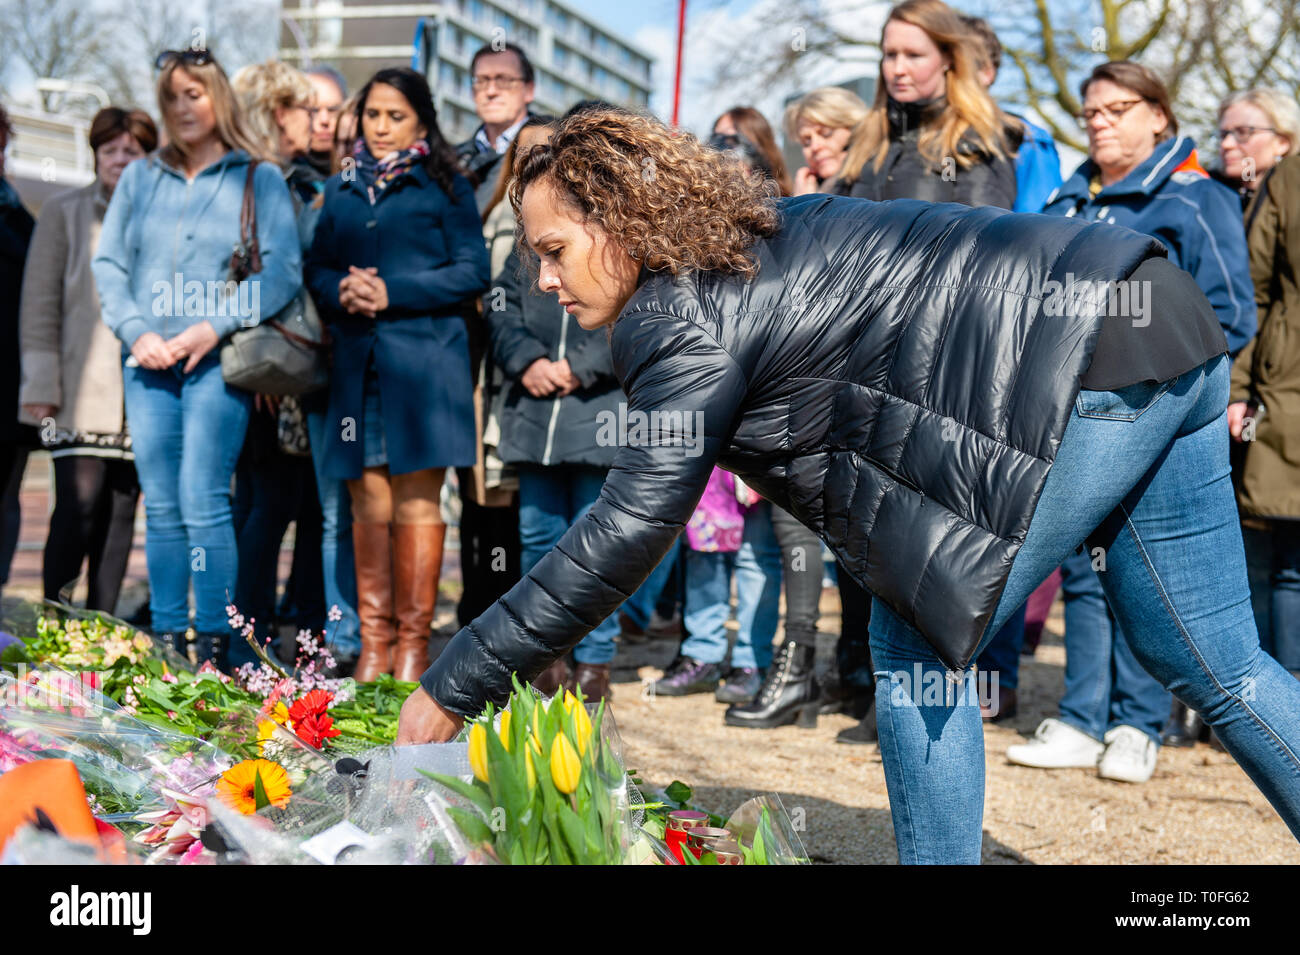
[253,768,271,810]
[556,803,589,863]
[447,806,494,846]
[752,815,768,866]
[545,813,573,865]
[664,780,693,805]
[421,770,494,816]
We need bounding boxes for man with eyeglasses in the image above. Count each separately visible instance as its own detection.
[456,42,537,210]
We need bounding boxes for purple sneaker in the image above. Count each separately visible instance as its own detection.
[653,657,725,696]
[715,668,763,704]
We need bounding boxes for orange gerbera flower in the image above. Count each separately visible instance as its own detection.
[216,759,292,814]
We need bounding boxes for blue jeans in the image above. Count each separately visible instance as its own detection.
[520,463,650,665]
[1059,548,1170,742]
[123,354,250,634]
[681,501,782,670]
[1243,521,1300,674]
[620,538,681,631]
[869,355,1300,863]
[307,401,360,657]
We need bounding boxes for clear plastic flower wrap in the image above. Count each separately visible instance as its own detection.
[723,793,810,865]
[0,665,233,823]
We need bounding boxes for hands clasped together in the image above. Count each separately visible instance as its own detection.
[339,265,390,319]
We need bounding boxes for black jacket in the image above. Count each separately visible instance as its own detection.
[835,97,1017,209]
[488,248,622,468]
[422,194,1164,717]
[1,178,36,446]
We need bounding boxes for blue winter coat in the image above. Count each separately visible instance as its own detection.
[93,150,302,349]
[1042,136,1255,354]
[304,164,490,478]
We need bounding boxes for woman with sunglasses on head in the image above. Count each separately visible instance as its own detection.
[92,49,301,668]
[304,68,490,684]
[1218,89,1300,698]
[394,106,1300,862]
[1008,61,1255,783]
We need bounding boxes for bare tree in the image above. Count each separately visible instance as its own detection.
[0,0,111,111]
[0,0,281,116]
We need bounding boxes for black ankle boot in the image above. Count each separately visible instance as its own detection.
[1161,699,1207,748]
[724,641,820,729]
[193,632,230,672]
[153,631,187,659]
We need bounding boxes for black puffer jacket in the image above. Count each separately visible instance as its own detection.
[835,97,1017,208]
[422,194,1164,716]
[488,247,622,468]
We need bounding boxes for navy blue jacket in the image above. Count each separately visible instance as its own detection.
[1043,136,1255,355]
[305,164,490,478]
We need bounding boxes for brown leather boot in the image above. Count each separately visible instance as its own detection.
[352,522,396,683]
[532,658,571,697]
[571,663,612,704]
[392,522,444,683]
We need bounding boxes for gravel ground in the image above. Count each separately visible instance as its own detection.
[603,590,1300,865]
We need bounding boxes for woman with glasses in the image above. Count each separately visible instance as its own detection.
[1214,90,1300,210]
[92,49,302,667]
[1219,89,1300,700]
[1008,61,1255,784]
[304,67,489,684]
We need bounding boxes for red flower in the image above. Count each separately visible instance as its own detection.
[293,711,340,749]
[289,689,334,724]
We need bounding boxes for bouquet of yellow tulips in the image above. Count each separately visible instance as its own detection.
[425,675,628,864]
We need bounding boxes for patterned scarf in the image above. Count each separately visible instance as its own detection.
[353,139,431,198]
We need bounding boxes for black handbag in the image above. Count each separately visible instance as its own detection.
[220,161,329,395]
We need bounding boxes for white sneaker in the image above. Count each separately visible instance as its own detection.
[1006,718,1106,768]
[1098,725,1158,783]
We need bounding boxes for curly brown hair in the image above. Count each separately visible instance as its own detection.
[509,107,782,278]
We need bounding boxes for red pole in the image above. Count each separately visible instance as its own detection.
[672,0,687,127]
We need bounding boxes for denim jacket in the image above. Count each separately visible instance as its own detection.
[93,149,301,349]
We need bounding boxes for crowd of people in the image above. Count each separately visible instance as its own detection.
[1,0,1296,805]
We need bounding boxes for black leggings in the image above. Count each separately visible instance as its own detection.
[44,455,139,612]
[770,504,825,647]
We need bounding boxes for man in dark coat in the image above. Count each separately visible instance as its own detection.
[456,42,537,211]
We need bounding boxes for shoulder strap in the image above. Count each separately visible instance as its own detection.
[240,160,263,274]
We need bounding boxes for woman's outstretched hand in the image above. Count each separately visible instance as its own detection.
[396,685,465,745]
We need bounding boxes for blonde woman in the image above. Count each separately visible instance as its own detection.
[782,86,868,195]
[92,49,301,668]
[834,0,1017,207]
